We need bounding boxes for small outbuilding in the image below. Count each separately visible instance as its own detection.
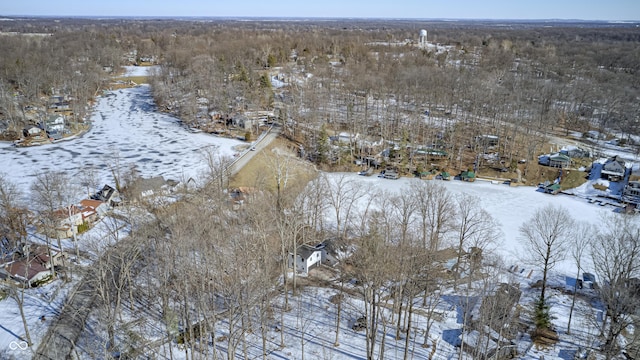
[460,170,476,182]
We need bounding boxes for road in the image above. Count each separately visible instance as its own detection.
[228,125,281,176]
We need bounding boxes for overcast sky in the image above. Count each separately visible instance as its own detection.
[2,0,639,21]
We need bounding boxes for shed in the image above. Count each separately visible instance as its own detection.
[543,183,561,195]
[461,170,476,182]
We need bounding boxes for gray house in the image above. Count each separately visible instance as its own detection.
[623,181,640,207]
[601,156,627,182]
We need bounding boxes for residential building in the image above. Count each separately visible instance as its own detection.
[601,155,627,182]
[549,154,572,168]
[288,244,323,274]
[623,181,640,207]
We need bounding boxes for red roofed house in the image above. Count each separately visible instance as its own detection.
[5,260,51,287]
[80,199,108,223]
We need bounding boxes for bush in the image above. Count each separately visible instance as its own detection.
[77,222,90,234]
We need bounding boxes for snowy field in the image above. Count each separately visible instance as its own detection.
[0,84,243,197]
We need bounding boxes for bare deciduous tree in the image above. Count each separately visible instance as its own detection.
[591,214,640,359]
[519,204,573,330]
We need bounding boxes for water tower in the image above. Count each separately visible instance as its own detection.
[419,29,427,47]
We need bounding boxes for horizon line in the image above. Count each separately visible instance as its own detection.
[1,15,639,23]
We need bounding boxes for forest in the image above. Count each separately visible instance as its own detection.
[0,17,640,360]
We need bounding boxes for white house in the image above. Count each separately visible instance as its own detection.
[338,132,359,144]
[288,244,324,274]
[26,126,42,136]
[52,205,84,238]
[288,242,339,274]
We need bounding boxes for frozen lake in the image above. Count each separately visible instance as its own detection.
[320,172,616,275]
[0,85,243,196]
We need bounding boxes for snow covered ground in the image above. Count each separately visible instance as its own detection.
[0,278,76,359]
[0,84,243,198]
[0,68,243,358]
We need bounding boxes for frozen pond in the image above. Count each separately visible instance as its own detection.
[0,84,243,195]
[320,172,615,274]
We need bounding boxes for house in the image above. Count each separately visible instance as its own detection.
[126,176,176,200]
[0,245,63,287]
[29,245,65,268]
[601,155,627,182]
[4,260,51,287]
[560,145,590,159]
[288,242,339,274]
[623,181,640,207]
[53,205,83,226]
[383,169,399,180]
[549,154,572,168]
[45,115,65,131]
[51,205,84,238]
[337,132,359,144]
[288,244,323,274]
[24,126,42,137]
[91,184,119,206]
[80,199,108,222]
[475,135,499,148]
[460,170,476,182]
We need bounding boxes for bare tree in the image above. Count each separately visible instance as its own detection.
[567,221,593,335]
[30,171,77,277]
[0,173,29,251]
[322,173,369,240]
[591,214,640,359]
[410,180,455,252]
[453,193,501,290]
[519,204,573,330]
